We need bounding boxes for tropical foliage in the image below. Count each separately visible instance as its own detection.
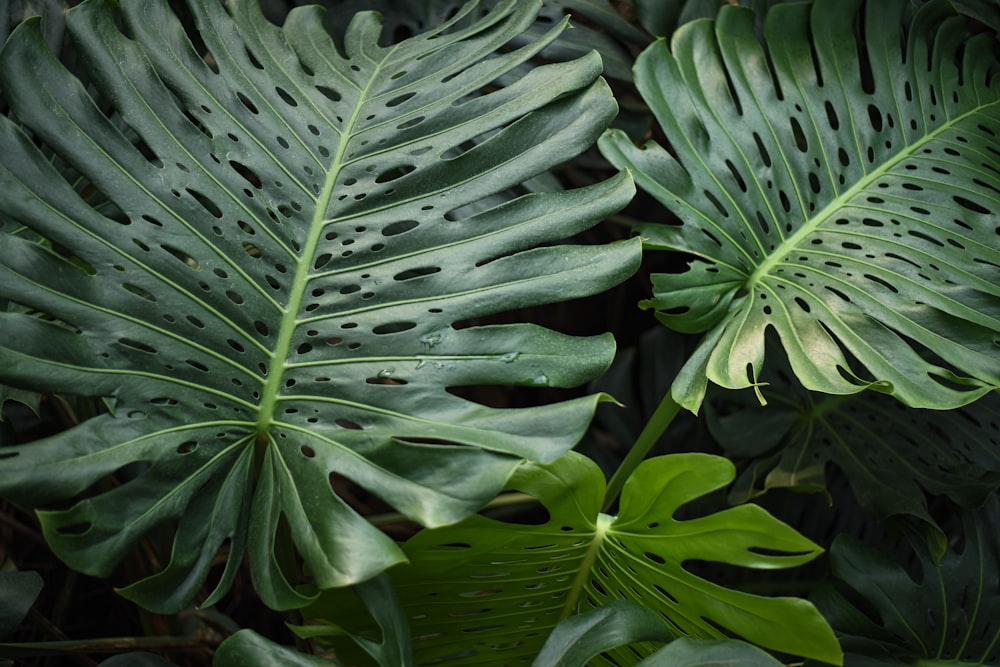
[0,0,997,666]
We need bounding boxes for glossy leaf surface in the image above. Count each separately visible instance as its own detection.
[303,452,841,665]
[279,0,650,83]
[601,0,1000,411]
[530,601,675,667]
[0,0,639,612]
[214,630,334,667]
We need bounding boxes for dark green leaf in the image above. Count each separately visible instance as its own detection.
[530,601,675,667]
[0,0,640,612]
[214,630,334,667]
[0,569,42,638]
[292,573,412,667]
[638,637,785,667]
[601,0,1000,411]
[707,352,1000,526]
[813,499,1000,666]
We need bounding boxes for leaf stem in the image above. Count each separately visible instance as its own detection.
[602,389,681,512]
[0,635,213,658]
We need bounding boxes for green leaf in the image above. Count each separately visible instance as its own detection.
[637,637,785,667]
[303,452,842,665]
[283,0,649,83]
[600,0,1000,412]
[292,573,412,667]
[813,499,1000,666]
[706,351,1000,526]
[0,569,42,638]
[530,601,675,667]
[0,0,640,612]
[214,629,335,667]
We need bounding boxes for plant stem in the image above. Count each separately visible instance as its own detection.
[0,635,212,658]
[602,389,682,513]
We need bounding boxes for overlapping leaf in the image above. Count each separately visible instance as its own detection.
[600,0,1000,411]
[531,602,786,667]
[0,0,640,612]
[706,353,1000,526]
[302,452,841,666]
[813,499,1000,665]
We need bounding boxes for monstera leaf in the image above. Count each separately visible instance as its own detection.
[301,452,842,665]
[530,601,785,667]
[600,0,1000,412]
[0,0,640,612]
[274,0,649,82]
[706,352,1000,526]
[813,499,1000,665]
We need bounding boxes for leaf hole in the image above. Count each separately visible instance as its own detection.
[275,86,298,107]
[373,321,417,335]
[118,338,157,354]
[122,283,157,302]
[187,189,223,219]
[394,266,440,281]
[954,195,990,215]
[383,220,419,236]
[789,116,808,152]
[375,165,415,183]
[386,92,416,108]
[236,92,259,114]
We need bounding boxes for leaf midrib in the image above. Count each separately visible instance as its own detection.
[253,50,395,445]
[745,100,999,292]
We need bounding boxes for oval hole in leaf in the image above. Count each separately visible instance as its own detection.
[394,266,440,281]
[382,219,419,236]
[373,321,416,334]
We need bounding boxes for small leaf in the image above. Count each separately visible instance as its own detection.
[214,630,334,667]
[638,637,785,667]
[531,601,675,667]
[0,569,42,638]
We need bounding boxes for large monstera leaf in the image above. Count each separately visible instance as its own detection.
[0,0,640,612]
[301,452,842,666]
[600,0,1000,412]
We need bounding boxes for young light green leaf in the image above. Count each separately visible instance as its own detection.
[0,0,640,612]
[303,452,841,666]
[601,0,1000,412]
